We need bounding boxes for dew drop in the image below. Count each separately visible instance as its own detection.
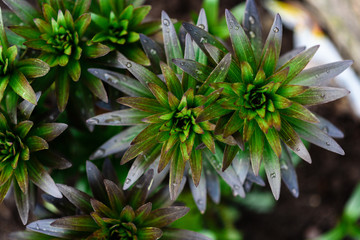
[249,31,256,38]
[150,49,157,55]
[270,172,276,179]
[292,188,297,195]
[172,182,177,187]
[93,70,99,74]
[249,16,255,24]
[197,199,203,205]
[233,184,240,190]
[195,69,203,75]
[198,24,205,30]
[296,148,300,151]
[180,62,185,66]
[142,39,148,43]
[234,26,239,30]
[94,148,105,157]
[126,62,132,68]
[322,126,329,134]
[200,37,207,43]
[163,19,170,26]
[87,118,99,124]
[326,142,330,146]
[320,94,326,99]
[125,178,131,184]
[220,67,225,71]
[273,27,279,33]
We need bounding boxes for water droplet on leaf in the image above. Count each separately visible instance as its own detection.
[198,24,205,29]
[249,31,256,38]
[249,16,255,24]
[150,49,157,55]
[163,19,170,26]
[126,62,132,68]
[270,172,276,178]
[273,27,279,33]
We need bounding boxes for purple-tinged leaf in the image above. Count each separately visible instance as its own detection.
[162,228,211,240]
[290,60,353,86]
[189,146,202,187]
[104,179,125,214]
[51,215,98,232]
[27,219,76,238]
[14,180,29,224]
[0,179,11,204]
[82,71,108,103]
[280,45,319,84]
[144,206,189,228]
[264,127,281,157]
[261,14,282,67]
[86,161,108,205]
[222,145,239,171]
[172,58,212,83]
[55,71,70,112]
[3,0,39,26]
[161,11,183,74]
[263,142,281,200]
[74,13,91,37]
[182,22,228,56]
[27,159,62,198]
[9,71,37,105]
[287,116,344,155]
[140,34,166,73]
[87,109,148,126]
[123,147,161,190]
[225,9,256,71]
[36,151,71,170]
[26,136,48,152]
[280,102,319,123]
[118,97,168,113]
[18,92,41,120]
[188,168,207,213]
[72,0,91,19]
[14,160,28,193]
[198,53,231,94]
[128,169,154,209]
[279,118,312,163]
[138,227,163,240]
[17,58,50,78]
[160,62,183,99]
[31,123,67,142]
[277,46,306,68]
[56,184,92,213]
[197,102,232,123]
[243,0,262,63]
[121,137,158,164]
[280,143,299,198]
[91,199,115,218]
[89,125,145,160]
[0,9,9,48]
[315,115,344,138]
[15,120,33,138]
[169,149,185,200]
[204,161,220,204]
[291,87,349,106]
[88,68,152,97]
[116,52,167,89]
[232,151,250,183]
[250,126,264,175]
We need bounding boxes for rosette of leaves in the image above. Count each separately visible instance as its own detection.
[0,96,70,224]
[0,8,49,123]
[90,0,160,65]
[4,0,110,111]
[10,160,210,240]
[180,0,351,199]
[86,10,265,212]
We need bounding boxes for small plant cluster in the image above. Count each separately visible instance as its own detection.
[0,0,352,239]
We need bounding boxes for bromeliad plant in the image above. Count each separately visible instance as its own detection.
[0,96,69,224]
[0,8,49,123]
[179,0,351,198]
[90,0,160,65]
[4,0,110,111]
[10,160,210,240]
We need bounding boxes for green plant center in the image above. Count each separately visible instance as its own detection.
[244,84,268,110]
[108,222,136,240]
[0,57,9,76]
[0,131,21,163]
[50,29,76,55]
[172,108,194,135]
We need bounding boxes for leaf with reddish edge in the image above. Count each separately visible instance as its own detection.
[222,144,239,171]
[263,142,281,200]
[27,159,62,198]
[279,118,312,163]
[56,184,93,213]
[143,206,189,228]
[14,180,29,224]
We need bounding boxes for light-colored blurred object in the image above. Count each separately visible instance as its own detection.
[265,0,360,118]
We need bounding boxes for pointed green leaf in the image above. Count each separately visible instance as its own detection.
[263,142,281,200]
[31,123,67,142]
[15,120,33,138]
[291,87,349,106]
[280,102,319,123]
[3,0,39,25]
[55,71,70,112]
[82,71,108,103]
[144,206,189,228]
[250,126,264,175]
[169,149,185,200]
[27,159,62,198]
[118,97,168,113]
[86,161,108,205]
[160,62,183,99]
[57,184,93,213]
[172,58,212,82]
[26,136,48,152]
[222,145,239,171]
[14,180,29,224]
[9,71,37,105]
